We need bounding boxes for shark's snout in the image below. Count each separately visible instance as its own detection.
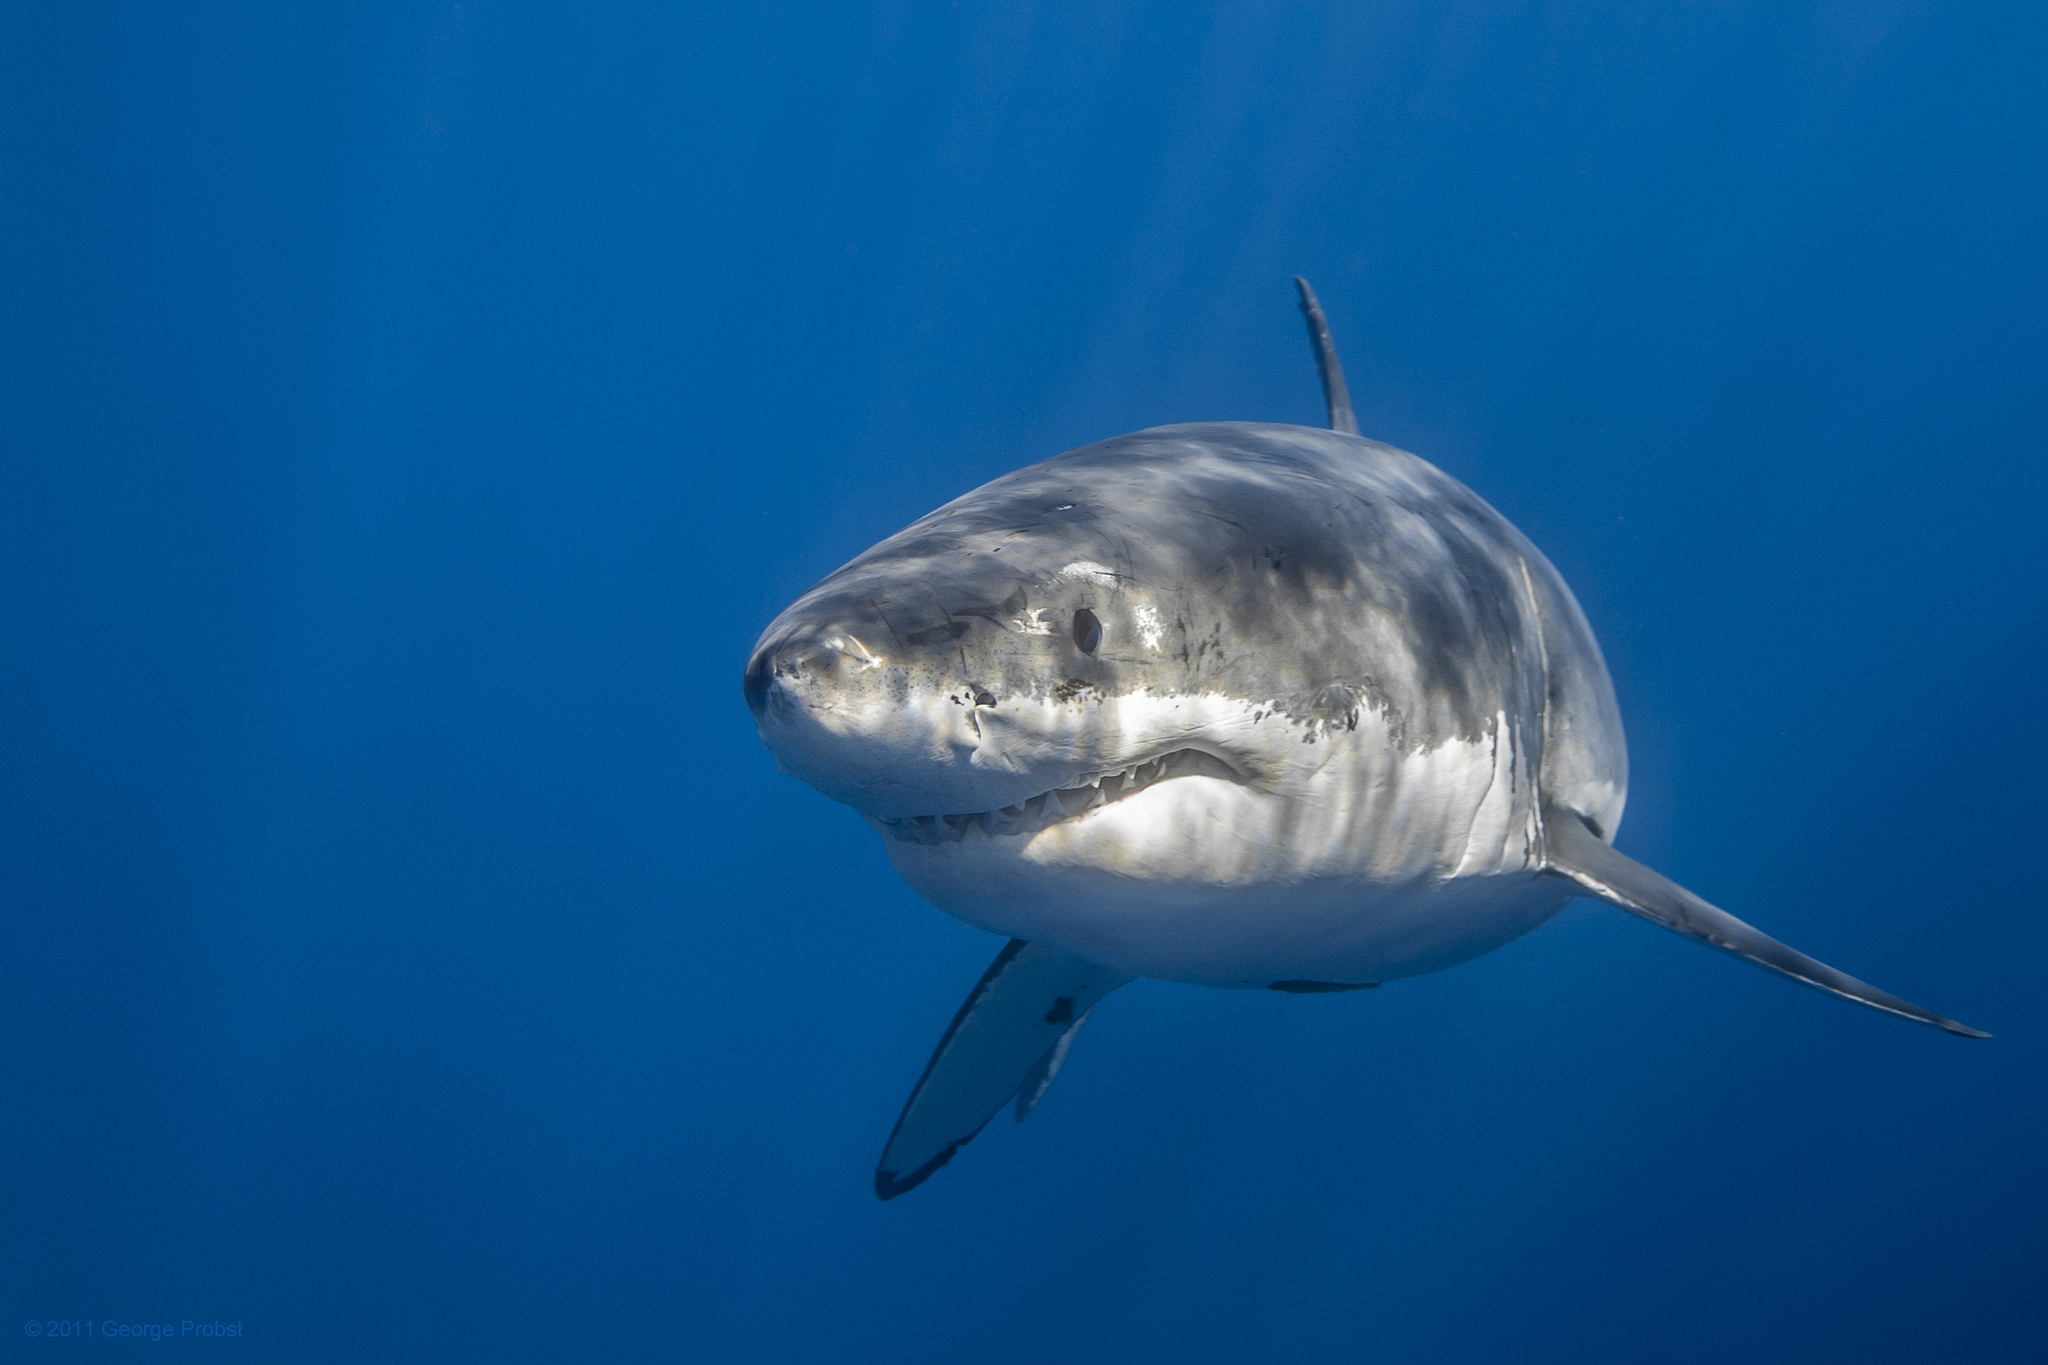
[743,611,997,818]
[741,645,773,718]
[742,630,871,722]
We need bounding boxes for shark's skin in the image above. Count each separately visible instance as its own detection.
[746,421,1621,987]
[742,282,1983,1199]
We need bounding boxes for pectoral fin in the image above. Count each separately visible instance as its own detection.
[1543,805,1987,1038]
[1014,1006,1094,1123]
[875,940,1132,1200]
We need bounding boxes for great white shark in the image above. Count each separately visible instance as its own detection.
[743,280,1985,1200]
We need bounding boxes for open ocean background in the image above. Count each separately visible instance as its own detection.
[5,3,2044,1360]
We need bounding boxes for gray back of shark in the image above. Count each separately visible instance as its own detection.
[743,278,1986,1201]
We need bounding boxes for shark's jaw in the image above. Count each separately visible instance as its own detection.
[855,683,1570,987]
[872,726,1573,989]
[868,747,1242,846]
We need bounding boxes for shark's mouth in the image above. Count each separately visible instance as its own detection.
[877,748,1241,846]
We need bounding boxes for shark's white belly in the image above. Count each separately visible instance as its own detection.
[882,697,1572,985]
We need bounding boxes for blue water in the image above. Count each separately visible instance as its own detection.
[5,3,2043,1360]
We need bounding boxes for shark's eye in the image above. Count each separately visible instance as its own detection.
[1072,609,1102,654]
[974,690,996,707]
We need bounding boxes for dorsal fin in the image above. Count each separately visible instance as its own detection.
[1293,276,1359,435]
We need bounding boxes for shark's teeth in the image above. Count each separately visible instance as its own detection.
[883,749,1225,846]
[1049,787,1089,817]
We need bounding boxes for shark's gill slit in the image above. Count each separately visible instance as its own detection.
[881,748,1241,845]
